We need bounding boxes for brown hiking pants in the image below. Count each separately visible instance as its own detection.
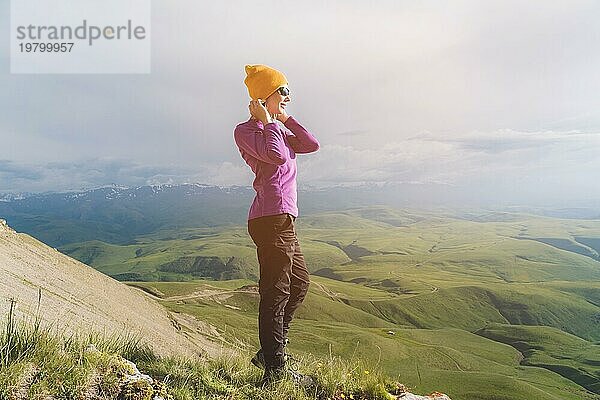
[248,212,310,370]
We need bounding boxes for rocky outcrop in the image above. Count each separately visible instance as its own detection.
[397,393,451,400]
[1,218,15,234]
[389,383,451,399]
[83,344,169,400]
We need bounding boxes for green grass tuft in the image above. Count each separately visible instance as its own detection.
[0,305,399,400]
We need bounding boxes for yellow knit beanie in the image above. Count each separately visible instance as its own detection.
[244,64,288,101]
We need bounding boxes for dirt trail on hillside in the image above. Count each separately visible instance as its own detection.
[132,286,258,302]
[136,281,343,303]
[0,219,221,358]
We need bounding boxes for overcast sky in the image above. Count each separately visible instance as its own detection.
[1,0,599,206]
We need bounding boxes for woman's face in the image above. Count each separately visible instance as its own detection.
[264,86,291,115]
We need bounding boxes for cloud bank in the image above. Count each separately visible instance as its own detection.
[1,0,599,206]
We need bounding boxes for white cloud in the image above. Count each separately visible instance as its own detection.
[1,127,598,205]
[199,162,253,186]
[296,130,600,194]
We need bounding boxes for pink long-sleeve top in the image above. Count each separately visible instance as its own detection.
[234,116,320,220]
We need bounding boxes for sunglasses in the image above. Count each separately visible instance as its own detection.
[276,86,290,96]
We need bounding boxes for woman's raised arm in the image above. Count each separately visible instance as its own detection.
[234,122,290,165]
[283,116,320,154]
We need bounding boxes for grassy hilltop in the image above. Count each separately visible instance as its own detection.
[0,304,400,400]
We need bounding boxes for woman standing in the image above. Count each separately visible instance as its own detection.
[233,64,320,385]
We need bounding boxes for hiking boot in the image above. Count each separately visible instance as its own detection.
[261,366,315,388]
[251,348,267,369]
[251,338,290,370]
[251,348,294,369]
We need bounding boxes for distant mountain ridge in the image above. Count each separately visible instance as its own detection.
[0,184,255,246]
[2,183,599,248]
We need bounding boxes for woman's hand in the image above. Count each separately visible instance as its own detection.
[249,99,272,125]
[276,110,290,123]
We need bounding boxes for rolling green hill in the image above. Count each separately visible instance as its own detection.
[477,324,600,394]
[345,283,600,340]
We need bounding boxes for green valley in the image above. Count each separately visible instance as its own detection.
[8,205,596,399]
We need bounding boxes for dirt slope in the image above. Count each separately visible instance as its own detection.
[0,219,219,358]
